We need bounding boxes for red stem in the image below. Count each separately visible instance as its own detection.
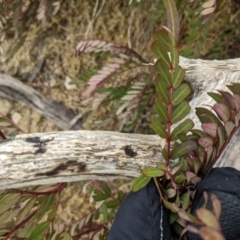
[11,183,67,196]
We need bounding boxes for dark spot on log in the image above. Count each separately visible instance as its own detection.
[44,164,68,176]
[26,137,40,143]
[77,162,86,172]
[35,147,46,154]
[66,160,78,165]
[35,161,86,177]
[124,145,137,157]
[26,137,53,154]
[26,137,53,143]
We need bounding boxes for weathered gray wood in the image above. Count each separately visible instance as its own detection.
[0,74,82,130]
[0,131,160,189]
[0,57,240,190]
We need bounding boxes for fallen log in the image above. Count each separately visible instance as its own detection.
[0,56,240,190]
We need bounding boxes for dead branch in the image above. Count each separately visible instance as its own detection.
[0,74,82,130]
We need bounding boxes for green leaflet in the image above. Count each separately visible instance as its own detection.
[155,75,169,104]
[170,140,197,160]
[208,92,223,103]
[154,29,171,50]
[172,101,191,124]
[172,67,185,88]
[132,175,151,192]
[155,98,168,123]
[101,184,111,196]
[172,84,191,106]
[169,46,179,68]
[151,115,168,138]
[104,200,120,208]
[142,167,165,177]
[155,59,171,87]
[151,40,171,67]
[171,119,194,140]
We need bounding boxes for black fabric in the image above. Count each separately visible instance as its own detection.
[187,167,240,240]
[108,167,240,240]
[108,179,171,240]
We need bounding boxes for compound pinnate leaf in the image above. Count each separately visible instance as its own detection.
[201,123,218,137]
[155,75,170,103]
[172,67,185,88]
[170,140,197,160]
[142,167,165,177]
[151,116,168,138]
[213,103,231,122]
[172,101,191,124]
[155,59,171,87]
[172,84,191,106]
[132,175,151,192]
[171,119,194,140]
[151,40,170,66]
[198,136,214,148]
[155,99,168,123]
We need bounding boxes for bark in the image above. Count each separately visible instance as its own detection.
[0,57,240,189]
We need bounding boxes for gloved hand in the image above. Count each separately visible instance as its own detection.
[108,167,240,240]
